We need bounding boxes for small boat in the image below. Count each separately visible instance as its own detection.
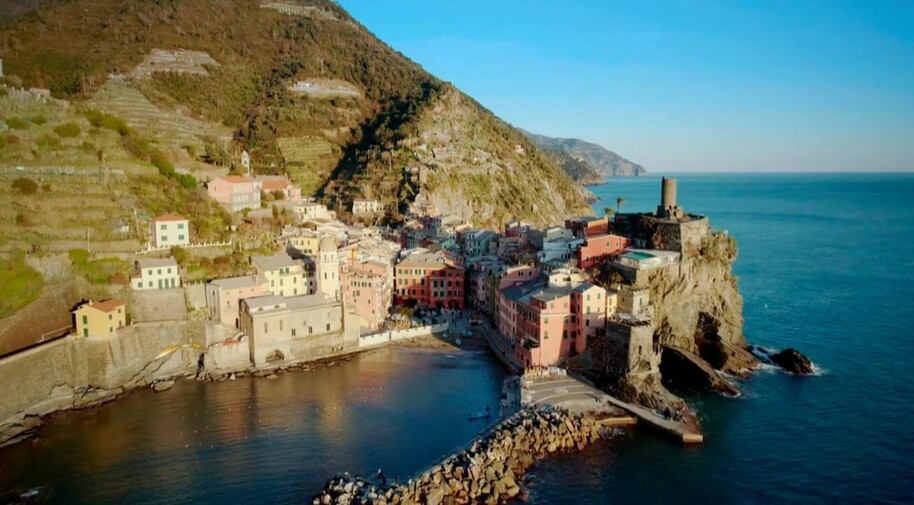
[468,410,491,421]
[454,338,462,346]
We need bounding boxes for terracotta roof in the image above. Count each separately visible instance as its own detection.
[262,180,291,191]
[87,299,125,313]
[217,175,253,184]
[153,214,186,222]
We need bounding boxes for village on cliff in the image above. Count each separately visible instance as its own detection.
[2,150,727,450]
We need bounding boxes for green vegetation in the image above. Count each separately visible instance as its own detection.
[5,117,29,130]
[0,250,43,319]
[36,134,60,150]
[68,248,130,285]
[53,122,82,138]
[30,115,47,126]
[84,109,130,136]
[11,177,38,195]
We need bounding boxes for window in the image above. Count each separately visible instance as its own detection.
[160,224,167,230]
[167,268,172,274]
[177,223,185,229]
[109,327,113,333]
[108,314,112,320]
[178,235,185,241]
[160,236,167,242]
[292,328,296,336]
[264,322,268,333]
[83,328,88,337]
[157,269,162,275]
[326,323,331,331]
[82,315,88,325]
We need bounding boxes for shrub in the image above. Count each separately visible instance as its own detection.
[0,250,43,319]
[15,212,31,226]
[5,117,29,130]
[151,151,176,177]
[30,115,47,125]
[4,134,19,145]
[83,109,130,136]
[11,177,38,195]
[36,134,60,149]
[53,122,82,138]
[42,183,51,192]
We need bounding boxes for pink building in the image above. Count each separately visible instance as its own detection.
[205,274,270,327]
[206,176,262,212]
[565,216,609,238]
[577,234,631,270]
[257,175,302,201]
[496,278,610,367]
[342,260,392,329]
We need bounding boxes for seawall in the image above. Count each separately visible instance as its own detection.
[313,406,605,505]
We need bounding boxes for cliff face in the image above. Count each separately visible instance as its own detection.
[543,149,605,185]
[523,131,647,177]
[645,231,757,375]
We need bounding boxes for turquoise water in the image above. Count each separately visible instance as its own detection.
[525,173,914,503]
[1,173,912,503]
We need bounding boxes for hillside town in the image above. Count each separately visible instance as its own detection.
[46,170,706,381]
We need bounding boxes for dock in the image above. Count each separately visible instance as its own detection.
[517,373,703,444]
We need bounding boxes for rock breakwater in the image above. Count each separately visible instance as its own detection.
[313,406,605,505]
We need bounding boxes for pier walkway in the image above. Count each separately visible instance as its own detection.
[520,374,704,444]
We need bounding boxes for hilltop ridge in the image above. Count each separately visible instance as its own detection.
[0,0,592,229]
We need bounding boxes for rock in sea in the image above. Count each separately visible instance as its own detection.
[769,348,814,375]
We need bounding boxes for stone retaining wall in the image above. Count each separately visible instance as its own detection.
[313,406,604,505]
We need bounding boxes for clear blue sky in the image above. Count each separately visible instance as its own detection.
[337,0,914,172]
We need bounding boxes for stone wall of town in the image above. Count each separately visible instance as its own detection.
[313,406,604,505]
[0,321,206,446]
[127,288,188,323]
[358,323,449,348]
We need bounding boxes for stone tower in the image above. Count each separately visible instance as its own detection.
[656,177,684,219]
[317,235,341,301]
[241,150,251,175]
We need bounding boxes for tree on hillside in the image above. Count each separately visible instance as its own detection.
[11,177,38,195]
[616,197,626,213]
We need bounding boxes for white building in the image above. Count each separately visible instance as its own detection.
[316,236,340,301]
[131,257,181,291]
[251,253,305,297]
[149,214,190,248]
[293,201,332,222]
[352,199,383,215]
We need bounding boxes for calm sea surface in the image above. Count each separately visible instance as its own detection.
[2,173,913,504]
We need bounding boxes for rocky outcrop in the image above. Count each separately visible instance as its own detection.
[643,232,758,376]
[313,407,605,505]
[765,348,814,375]
[660,346,740,396]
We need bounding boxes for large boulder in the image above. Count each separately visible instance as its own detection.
[770,348,814,375]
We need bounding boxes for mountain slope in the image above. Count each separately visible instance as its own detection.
[542,148,604,185]
[0,0,592,229]
[523,131,646,177]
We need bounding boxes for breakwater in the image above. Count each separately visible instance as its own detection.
[313,406,605,505]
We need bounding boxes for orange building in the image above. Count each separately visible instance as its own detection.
[394,249,465,309]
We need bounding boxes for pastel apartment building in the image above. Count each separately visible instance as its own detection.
[496,275,611,367]
[149,214,190,248]
[206,176,262,213]
[352,199,383,215]
[293,202,333,222]
[251,253,305,297]
[256,175,302,201]
[565,216,609,238]
[205,274,270,327]
[73,299,127,338]
[131,257,181,291]
[394,249,465,310]
[342,259,392,329]
[576,234,631,270]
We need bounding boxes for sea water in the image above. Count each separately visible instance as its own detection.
[1,173,913,504]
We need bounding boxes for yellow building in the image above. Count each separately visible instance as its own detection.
[74,299,127,338]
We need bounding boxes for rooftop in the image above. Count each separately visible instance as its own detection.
[252,254,299,272]
[152,214,186,222]
[209,274,268,290]
[244,293,334,315]
[137,257,178,269]
[78,298,125,314]
[215,175,254,184]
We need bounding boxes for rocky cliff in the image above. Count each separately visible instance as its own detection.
[646,231,758,376]
[523,131,646,177]
[543,148,605,185]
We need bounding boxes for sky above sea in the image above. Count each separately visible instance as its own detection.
[337,0,914,173]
